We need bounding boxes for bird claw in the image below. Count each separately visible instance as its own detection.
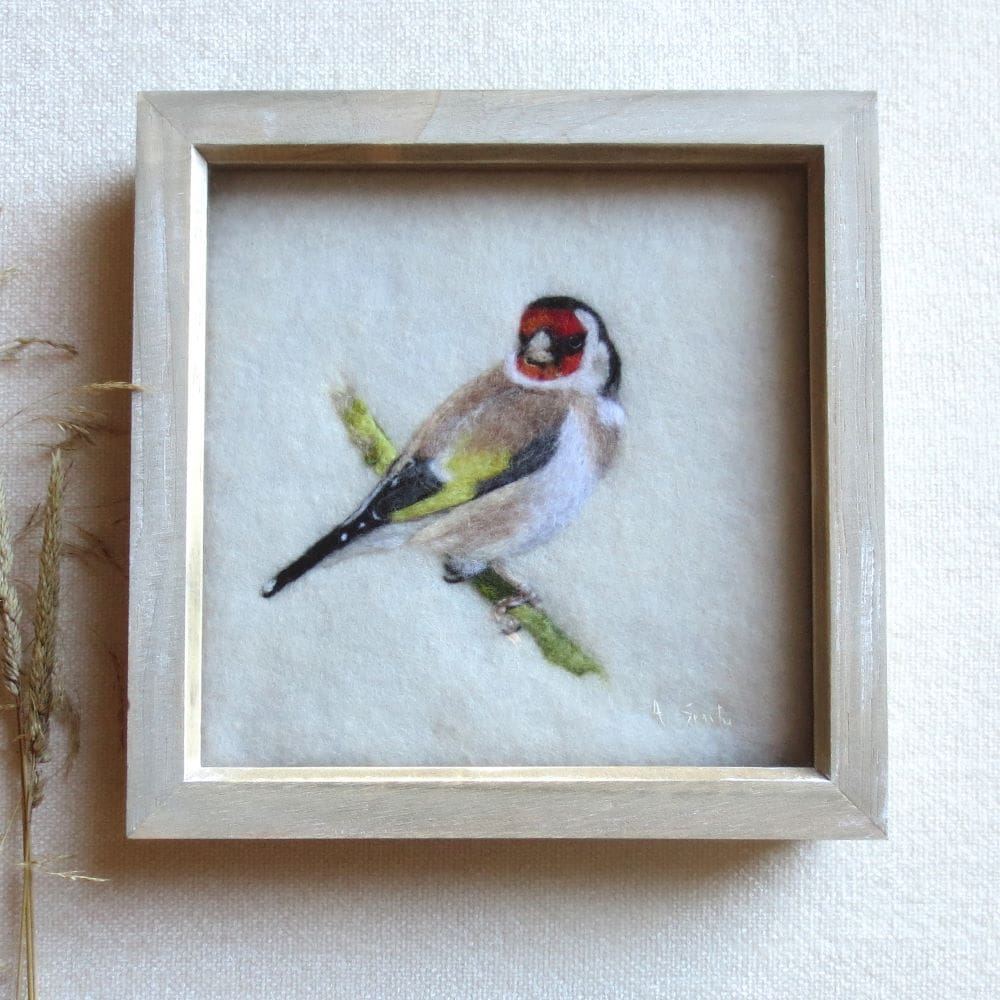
[442,557,486,584]
[499,615,522,636]
[492,590,541,634]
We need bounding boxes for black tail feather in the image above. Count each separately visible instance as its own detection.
[261,512,378,598]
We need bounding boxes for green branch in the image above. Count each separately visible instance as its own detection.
[331,387,606,679]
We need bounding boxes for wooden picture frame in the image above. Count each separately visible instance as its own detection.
[128,90,885,839]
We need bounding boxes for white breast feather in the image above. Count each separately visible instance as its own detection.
[598,397,625,427]
[508,407,599,555]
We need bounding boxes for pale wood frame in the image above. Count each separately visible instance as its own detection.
[128,91,885,839]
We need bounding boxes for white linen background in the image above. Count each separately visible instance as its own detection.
[1,2,996,998]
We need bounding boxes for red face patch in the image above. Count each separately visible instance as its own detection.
[516,308,587,381]
[519,308,587,339]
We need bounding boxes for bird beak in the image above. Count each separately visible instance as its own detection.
[523,331,554,365]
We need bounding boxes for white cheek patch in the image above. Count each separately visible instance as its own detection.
[585,341,611,393]
[570,311,610,391]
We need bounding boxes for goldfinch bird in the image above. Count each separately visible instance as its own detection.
[261,296,623,609]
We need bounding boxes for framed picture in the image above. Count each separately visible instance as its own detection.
[128,90,885,839]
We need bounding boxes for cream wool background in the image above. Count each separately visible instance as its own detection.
[1,2,997,999]
[202,168,811,767]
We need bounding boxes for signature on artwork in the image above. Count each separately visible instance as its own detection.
[681,703,733,727]
[651,701,735,727]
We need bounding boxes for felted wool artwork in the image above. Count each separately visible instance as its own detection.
[202,167,813,768]
[261,295,621,617]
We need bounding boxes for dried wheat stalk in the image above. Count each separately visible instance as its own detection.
[1,470,33,1000]
[81,381,143,393]
[2,325,138,995]
[0,477,23,699]
[0,338,78,362]
[1,450,64,1000]
[40,407,111,451]
[24,449,64,807]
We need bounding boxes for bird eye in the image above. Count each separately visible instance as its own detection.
[566,334,585,352]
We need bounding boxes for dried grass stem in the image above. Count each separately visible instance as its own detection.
[0,477,23,697]
[0,337,78,362]
[24,449,64,807]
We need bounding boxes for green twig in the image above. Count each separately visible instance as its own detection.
[331,387,606,679]
[332,390,398,474]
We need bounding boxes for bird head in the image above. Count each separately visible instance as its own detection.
[512,296,621,398]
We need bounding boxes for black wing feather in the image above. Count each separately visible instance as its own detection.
[367,458,444,520]
[261,458,443,597]
[262,426,561,599]
[473,427,560,497]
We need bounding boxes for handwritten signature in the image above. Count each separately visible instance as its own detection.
[651,701,734,727]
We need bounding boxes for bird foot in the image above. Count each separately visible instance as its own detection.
[442,557,486,584]
[492,590,541,634]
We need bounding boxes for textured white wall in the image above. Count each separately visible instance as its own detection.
[1,2,996,998]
